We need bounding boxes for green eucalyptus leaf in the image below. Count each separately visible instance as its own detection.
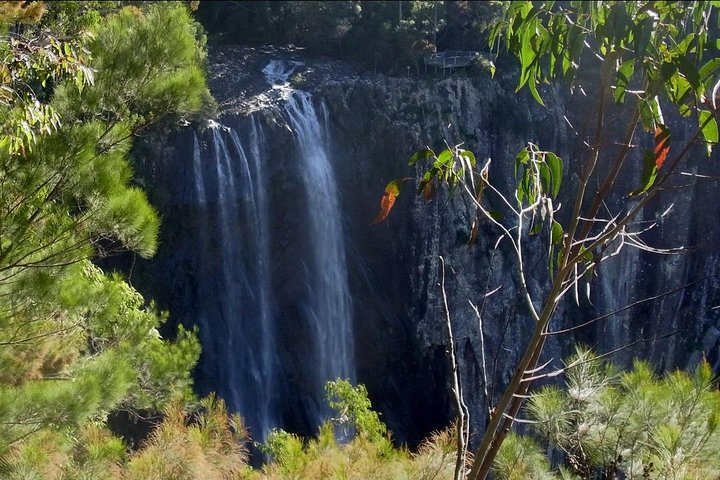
[699,110,718,156]
[638,96,662,131]
[525,169,537,205]
[517,170,529,205]
[551,220,564,246]
[417,167,437,193]
[435,149,454,168]
[528,74,545,106]
[546,152,563,198]
[675,33,696,56]
[630,150,659,196]
[699,58,720,83]
[457,148,477,167]
[408,147,435,166]
[514,147,530,177]
[538,163,551,196]
[614,58,635,104]
[670,73,692,105]
[673,54,700,89]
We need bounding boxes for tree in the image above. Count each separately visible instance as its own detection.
[375,1,720,478]
[0,0,209,470]
[493,348,720,479]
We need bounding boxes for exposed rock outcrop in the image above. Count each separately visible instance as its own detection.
[133,46,720,447]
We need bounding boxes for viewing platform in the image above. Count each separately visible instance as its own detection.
[424,50,478,69]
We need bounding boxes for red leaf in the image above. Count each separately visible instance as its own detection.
[370,180,400,224]
[654,125,670,169]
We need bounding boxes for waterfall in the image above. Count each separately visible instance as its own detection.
[191,122,277,441]
[185,60,355,439]
[192,132,206,204]
[285,91,356,423]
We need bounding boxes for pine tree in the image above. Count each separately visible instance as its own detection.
[493,348,720,479]
[0,1,209,472]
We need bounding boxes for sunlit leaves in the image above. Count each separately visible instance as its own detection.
[630,151,660,197]
[551,220,563,246]
[407,147,434,166]
[638,96,662,131]
[654,124,671,169]
[373,145,480,224]
[489,0,720,151]
[1,33,93,155]
[515,143,563,206]
[631,123,671,196]
[699,109,718,155]
[545,152,563,198]
[370,179,401,224]
[614,59,635,104]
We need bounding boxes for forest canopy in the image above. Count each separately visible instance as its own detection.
[196,1,503,73]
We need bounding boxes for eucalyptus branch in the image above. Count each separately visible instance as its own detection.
[561,77,607,272]
[560,105,718,273]
[545,275,717,336]
[440,256,469,480]
[461,182,540,322]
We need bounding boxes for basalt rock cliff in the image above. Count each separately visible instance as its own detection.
[131,46,720,446]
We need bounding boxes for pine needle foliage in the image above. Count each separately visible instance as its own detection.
[495,348,720,479]
[125,395,249,480]
[0,0,207,473]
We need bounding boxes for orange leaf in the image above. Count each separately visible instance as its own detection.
[370,180,400,224]
[654,125,670,169]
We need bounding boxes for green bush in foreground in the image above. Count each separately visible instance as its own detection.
[494,348,720,480]
[256,379,457,480]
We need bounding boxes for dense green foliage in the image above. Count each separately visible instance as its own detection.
[325,379,388,443]
[0,1,210,475]
[256,381,458,480]
[494,349,720,479]
[196,1,503,73]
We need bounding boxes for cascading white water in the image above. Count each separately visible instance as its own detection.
[285,91,356,423]
[187,59,355,439]
[263,59,303,86]
[192,132,206,204]
[191,123,278,441]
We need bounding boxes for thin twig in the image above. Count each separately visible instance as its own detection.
[440,256,469,480]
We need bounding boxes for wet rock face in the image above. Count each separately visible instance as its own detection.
[323,72,720,440]
[136,46,720,447]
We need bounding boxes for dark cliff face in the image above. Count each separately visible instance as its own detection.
[134,46,720,446]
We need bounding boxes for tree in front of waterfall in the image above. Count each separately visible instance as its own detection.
[373,1,720,479]
[493,348,720,480]
[0,1,213,476]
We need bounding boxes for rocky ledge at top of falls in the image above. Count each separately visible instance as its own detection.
[208,45,366,114]
[136,44,720,447]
